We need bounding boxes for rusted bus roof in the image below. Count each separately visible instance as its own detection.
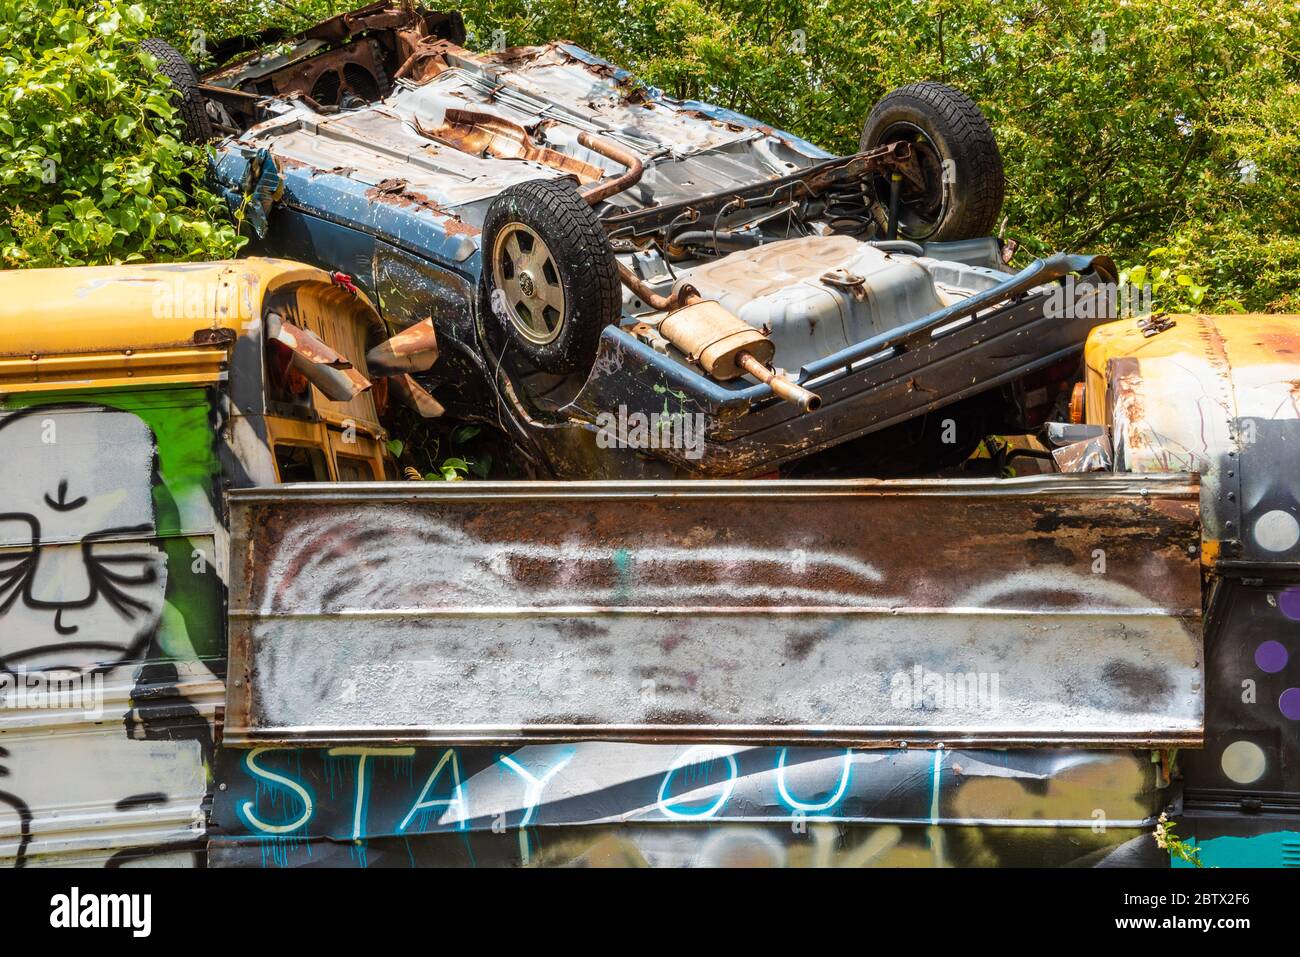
[1083,313,1300,564]
[1084,314,1300,465]
[0,259,385,395]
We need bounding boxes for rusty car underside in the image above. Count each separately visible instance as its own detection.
[201,4,1119,480]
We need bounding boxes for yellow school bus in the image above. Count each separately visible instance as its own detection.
[0,258,437,865]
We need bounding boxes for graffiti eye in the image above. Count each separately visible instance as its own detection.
[83,542,163,621]
[43,479,87,512]
[86,549,160,588]
[0,516,38,613]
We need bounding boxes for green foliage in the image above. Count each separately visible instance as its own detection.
[0,0,244,267]
[433,457,472,481]
[403,457,472,481]
[1121,245,1246,315]
[1154,812,1207,868]
[387,408,493,480]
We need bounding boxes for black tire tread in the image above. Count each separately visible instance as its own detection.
[140,38,214,144]
[861,81,1005,241]
[482,178,621,375]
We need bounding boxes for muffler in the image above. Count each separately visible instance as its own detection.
[617,263,820,413]
[658,300,820,412]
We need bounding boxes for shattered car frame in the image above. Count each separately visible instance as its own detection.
[192,3,1118,479]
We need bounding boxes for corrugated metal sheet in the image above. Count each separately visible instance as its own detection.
[0,664,221,866]
[225,475,1203,749]
[0,390,225,867]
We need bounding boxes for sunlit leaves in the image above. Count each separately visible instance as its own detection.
[0,0,244,267]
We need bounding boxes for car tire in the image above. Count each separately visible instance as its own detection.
[859,82,1004,242]
[482,179,621,376]
[140,38,214,144]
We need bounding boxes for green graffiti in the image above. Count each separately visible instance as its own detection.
[612,547,632,604]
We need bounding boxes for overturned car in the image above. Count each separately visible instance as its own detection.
[164,3,1117,477]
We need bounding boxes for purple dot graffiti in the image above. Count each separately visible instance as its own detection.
[1280,585,1300,622]
[1279,688,1300,721]
[1254,589,1300,721]
[1255,640,1289,674]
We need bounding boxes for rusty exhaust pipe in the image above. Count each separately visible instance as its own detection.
[617,264,821,413]
[578,132,644,206]
[735,352,821,412]
[617,262,693,311]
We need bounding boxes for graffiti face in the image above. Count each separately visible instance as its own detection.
[0,399,218,868]
[0,407,166,674]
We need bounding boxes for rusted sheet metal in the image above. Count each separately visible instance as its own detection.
[365,318,439,375]
[1085,314,1300,474]
[266,313,371,401]
[1084,314,1300,564]
[224,475,1203,749]
[203,4,462,98]
[386,371,444,417]
[414,109,605,184]
[1052,434,1113,473]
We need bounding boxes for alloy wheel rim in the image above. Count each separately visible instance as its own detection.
[492,223,566,345]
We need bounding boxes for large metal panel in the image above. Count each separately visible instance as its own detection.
[0,391,226,867]
[225,476,1203,748]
